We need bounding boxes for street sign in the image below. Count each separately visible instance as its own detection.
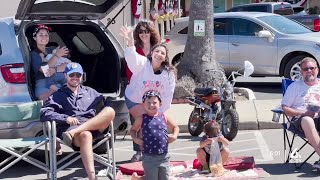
[194,20,205,37]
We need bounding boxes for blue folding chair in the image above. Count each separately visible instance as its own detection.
[0,101,54,179]
[272,79,316,169]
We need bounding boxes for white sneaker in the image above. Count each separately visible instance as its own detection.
[313,161,320,169]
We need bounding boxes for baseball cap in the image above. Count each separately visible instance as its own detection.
[64,62,83,75]
[142,90,162,102]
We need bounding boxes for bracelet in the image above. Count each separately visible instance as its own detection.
[54,67,58,73]
[54,54,60,59]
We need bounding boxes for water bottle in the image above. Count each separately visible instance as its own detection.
[272,112,280,123]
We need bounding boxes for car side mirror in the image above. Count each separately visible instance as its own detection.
[244,61,254,77]
[258,30,274,42]
[258,30,272,38]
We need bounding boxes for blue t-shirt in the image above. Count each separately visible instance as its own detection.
[31,47,55,80]
[141,113,168,155]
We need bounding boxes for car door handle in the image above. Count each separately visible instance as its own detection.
[231,43,240,46]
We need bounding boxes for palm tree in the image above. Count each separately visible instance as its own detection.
[174,0,223,99]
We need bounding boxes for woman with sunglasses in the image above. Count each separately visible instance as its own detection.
[126,20,161,82]
[31,24,70,101]
[125,20,161,162]
[120,24,176,162]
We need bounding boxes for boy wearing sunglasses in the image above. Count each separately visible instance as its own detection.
[41,62,115,180]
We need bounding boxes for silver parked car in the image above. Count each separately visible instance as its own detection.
[165,12,320,80]
[0,0,130,139]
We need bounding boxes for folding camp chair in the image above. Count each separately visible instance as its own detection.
[0,101,54,179]
[49,100,116,179]
[272,79,316,169]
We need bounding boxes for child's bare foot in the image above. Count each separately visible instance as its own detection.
[131,172,142,180]
[49,84,59,91]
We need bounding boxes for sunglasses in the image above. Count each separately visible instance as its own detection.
[68,72,82,78]
[302,67,317,72]
[138,29,150,34]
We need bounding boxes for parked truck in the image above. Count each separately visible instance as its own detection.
[226,2,320,31]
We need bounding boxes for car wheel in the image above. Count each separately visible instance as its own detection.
[284,55,309,80]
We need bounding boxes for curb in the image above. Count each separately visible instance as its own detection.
[171,99,282,134]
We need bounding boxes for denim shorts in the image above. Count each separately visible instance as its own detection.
[35,73,66,98]
[125,96,140,110]
[35,79,49,98]
[45,72,66,88]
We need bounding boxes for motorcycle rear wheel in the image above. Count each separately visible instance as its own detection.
[222,109,239,141]
[188,108,204,136]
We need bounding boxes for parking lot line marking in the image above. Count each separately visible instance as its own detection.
[237,131,255,135]
[230,139,256,143]
[231,148,261,153]
[114,148,134,152]
[114,145,132,149]
[169,152,196,157]
[170,146,199,151]
[254,131,274,161]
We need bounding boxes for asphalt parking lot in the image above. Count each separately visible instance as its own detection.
[1,129,320,180]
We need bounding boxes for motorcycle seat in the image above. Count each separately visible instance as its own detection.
[194,87,218,96]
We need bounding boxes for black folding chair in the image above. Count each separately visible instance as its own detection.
[272,78,316,169]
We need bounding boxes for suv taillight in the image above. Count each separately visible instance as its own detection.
[0,63,26,83]
[314,19,320,31]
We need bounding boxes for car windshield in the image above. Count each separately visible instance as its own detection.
[257,15,312,34]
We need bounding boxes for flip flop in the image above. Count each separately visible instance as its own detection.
[62,132,73,147]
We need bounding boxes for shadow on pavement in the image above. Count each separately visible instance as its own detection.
[258,163,320,178]
[177,135,202,142]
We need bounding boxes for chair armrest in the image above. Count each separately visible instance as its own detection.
[271,109,283,114]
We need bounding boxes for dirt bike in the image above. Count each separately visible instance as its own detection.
[187,61,254,141]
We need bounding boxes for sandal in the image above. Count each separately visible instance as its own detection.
[62,131,73,147]
[131,153,142,162]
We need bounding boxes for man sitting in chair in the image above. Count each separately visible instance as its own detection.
[282,57,320,169]
[40,62,115,180]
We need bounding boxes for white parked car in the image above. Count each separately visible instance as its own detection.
[165,12,320,80]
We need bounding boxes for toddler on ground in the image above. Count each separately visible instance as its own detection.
[196,121,230,170]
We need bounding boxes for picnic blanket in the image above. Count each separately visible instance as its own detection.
[119,156,270,179]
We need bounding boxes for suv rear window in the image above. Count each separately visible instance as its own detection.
[274,4,294,15]
[246,6,268,12]
[228,5,268,12]
[73,31,104,55]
